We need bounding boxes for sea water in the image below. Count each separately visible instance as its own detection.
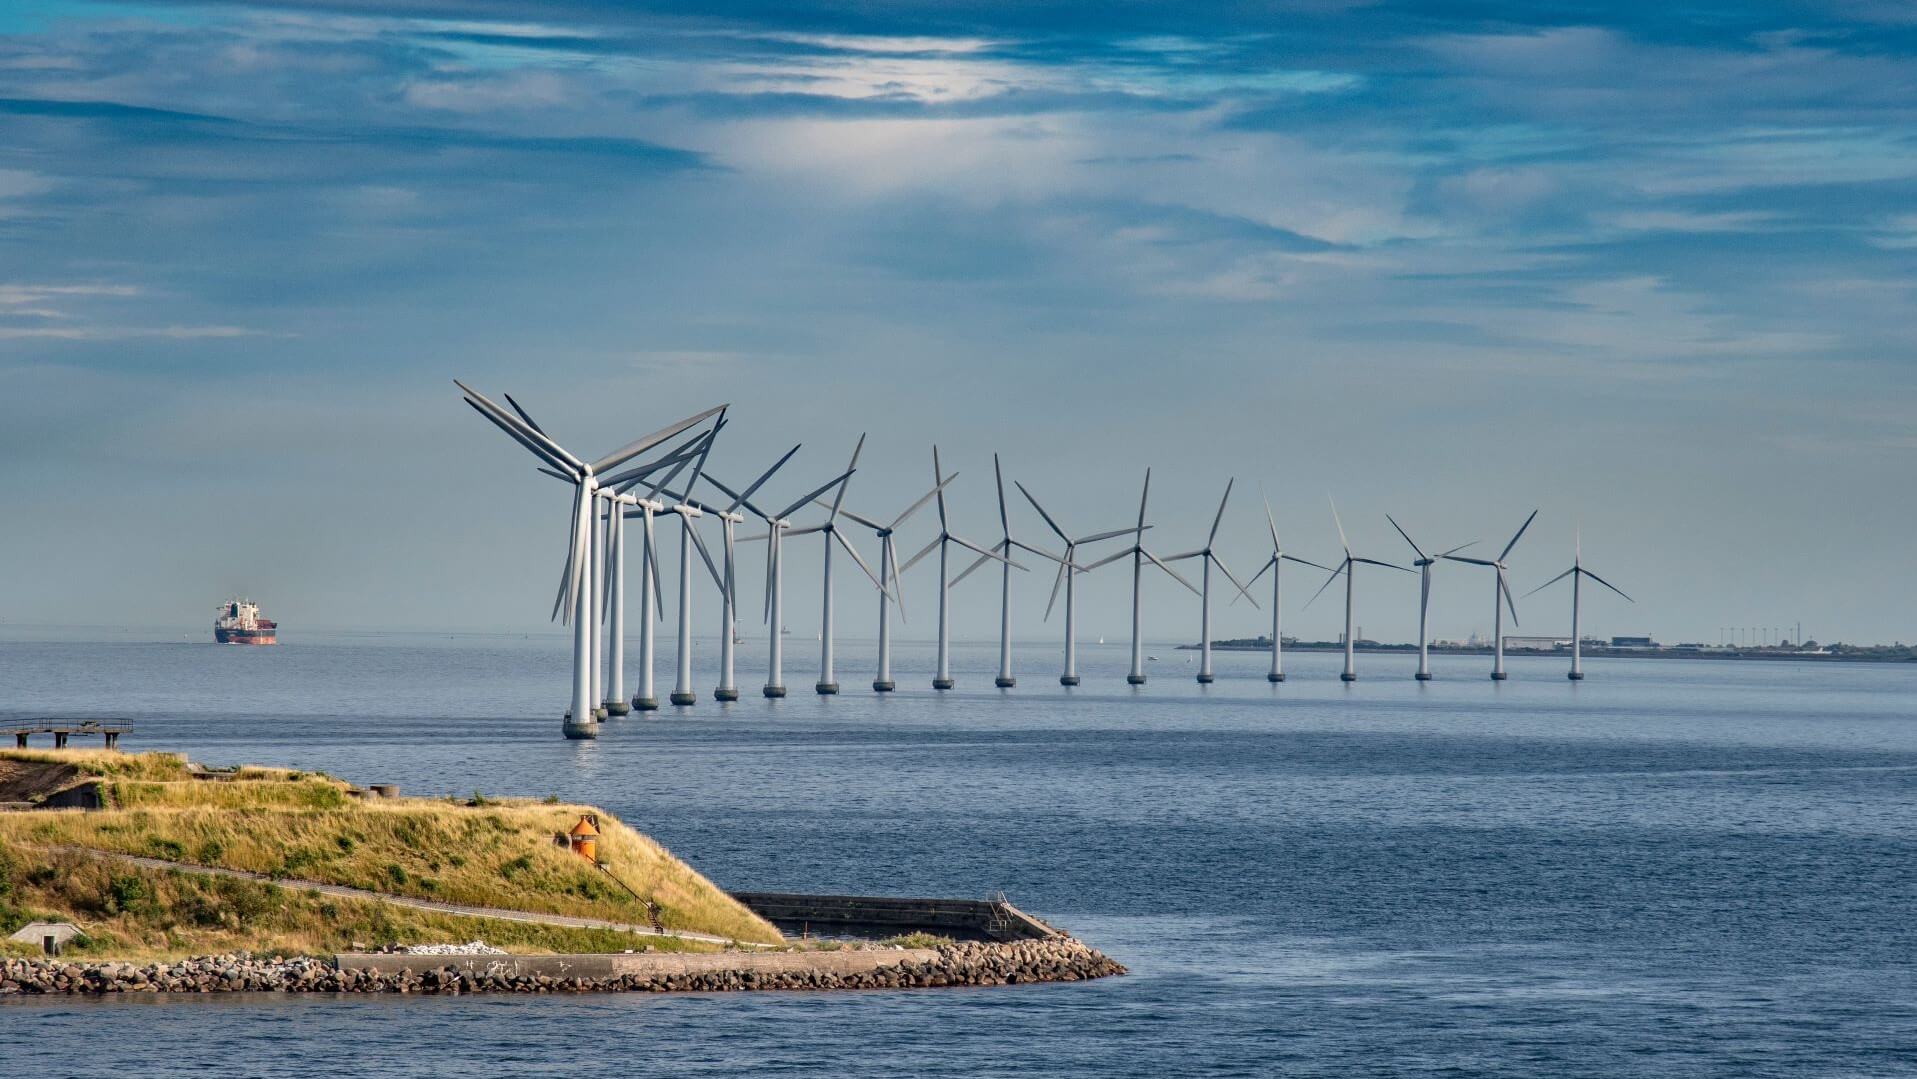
[1,633,1912,1077]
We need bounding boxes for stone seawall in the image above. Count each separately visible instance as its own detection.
[0,939,1124,996]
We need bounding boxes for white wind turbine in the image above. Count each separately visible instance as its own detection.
[455,381,722,738]
[1385,515,1474,682]
[829,474,956,691]
[1525,531,1632,680]
[899,446,1019,691]
[1081,469,1200,686]
[1015,481,1142,686]
[663,412,727,707]
[1237,494,1332,682]
[952,455,1067,689]
[619,429,714,712]
[1165,478,1260,684]
[682,445,801,701]
[1444,509,1537,680]
[726,464,860,698]
[786,435,886,695]
[1304,498,1410,682]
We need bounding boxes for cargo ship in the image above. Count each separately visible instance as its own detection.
[214,598,278,645]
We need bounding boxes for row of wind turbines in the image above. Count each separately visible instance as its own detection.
[457,385,1631,739]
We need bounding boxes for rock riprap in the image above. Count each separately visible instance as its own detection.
[0,939,1124,995]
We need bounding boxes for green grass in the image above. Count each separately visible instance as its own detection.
[0,750,783,951]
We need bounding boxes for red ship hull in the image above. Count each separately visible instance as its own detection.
[215,624,277,645]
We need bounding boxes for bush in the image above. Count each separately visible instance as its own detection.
[198,839,225,863]
[108,873,153,915]
[146,837,187,861]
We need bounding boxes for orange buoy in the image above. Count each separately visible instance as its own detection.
[567,813,600,862]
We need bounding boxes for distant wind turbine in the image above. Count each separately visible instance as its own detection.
[1237,493,1331,682]
[953,455,1065,689]
[1526,531,1632,680]
[1082,469,1200,686]
[1445,509,1538,680]
[899,446,1018,691]
[1014,481,1138,686]
[832,473,955,691]
[729,463,859,698]
[1165,478,1259,684]
[1386,515,1474,682]
[1304,498,1410,682]
[786,435,886,695]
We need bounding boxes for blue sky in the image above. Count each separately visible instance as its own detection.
[1,0,1913,646]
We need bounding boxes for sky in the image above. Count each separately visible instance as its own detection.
[1,0,1914,647]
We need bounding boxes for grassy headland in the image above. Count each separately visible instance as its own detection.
[0,749,782,959]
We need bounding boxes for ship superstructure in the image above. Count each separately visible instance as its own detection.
[214,598,278,645]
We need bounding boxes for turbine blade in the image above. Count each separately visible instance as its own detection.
[899,536,942,575]
[1015,481,1070,544]
[1212,553,1260,608]
[1446,555,1497,566]
[1136,468,1151,532]
[1079,546,1134,572]
[729,444,801,513]
[1077,525,1147,546]
[1582,567,1634,603]
[775,468,857,523]
[1386,513,1428,562]
[1354,557,1413,573]
[1522,567,1576,598]
[834,529,888,595]
[647,524,664,617]
[455,381,586,473]
[464,399,574,475]
[1499,569,1520,627]
[826,504,886,532]
[1141,547,1201,597]
[932,445,948,529]
[682,411,727,495]
[1207,478,1234,547]
[827,433,865,523]
[589,403,728,476]
[1043,557,1067,622]
[1239,554,1276,597]
[1162,549,1205,562]
[886,537,908,622]
[993,453,1010,537]
[1302,560,1348,611]
[951,533,1022,569]
[1282,554,1334,572]
[1263,492,1281,553]
[688,520,724,592]
[1438,541,1478,559]
[950,543,998,587]
[1500,508,1540,563]
[1328,496,1350,556]
[887,474,957,531]
[502,392,547,436]
[1009,539,1067,565]
[785,524,827,537]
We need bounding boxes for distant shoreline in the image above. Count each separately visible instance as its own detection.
[1180,641,1917,664]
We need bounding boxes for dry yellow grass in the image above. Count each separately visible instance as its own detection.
[0,750,782,949]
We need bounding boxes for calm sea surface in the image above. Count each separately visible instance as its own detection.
[2,633,1914,1077]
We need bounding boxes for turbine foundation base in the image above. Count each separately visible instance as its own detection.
[632,697,659,712]
[561,716,597,740]
[669,691,697,706]
[1340,672,1357,682]
[995,676,1015,688]
[815,682,839,695]
[1126,674,1146,686]
[1414,672,1433,682]
[1196,673,1214,684]
[714,687,739,702]
[932,678,955,691]
[1267,672,1285,683]
[872,680,895,692]
[1490,672,1508,681]
[604,701,630,717]
[1568,671,1585,681]
[762,685,787,698]
[1060,675,1081,686]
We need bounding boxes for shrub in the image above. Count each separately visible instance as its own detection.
[146,837,187,861]
[107,874,153,915]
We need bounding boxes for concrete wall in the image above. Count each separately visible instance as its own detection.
[336,948,938,980]
[727,893,1059,942]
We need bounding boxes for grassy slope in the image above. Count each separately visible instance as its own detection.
[0,750,782,955]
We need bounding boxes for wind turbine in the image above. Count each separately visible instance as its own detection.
[1526,531,1632,680]
[455,381,722,738]
[689,445,800,701]
[831,474,956,691]
[1165,478,1259,684]
[952,455,1066,689]
[1238,494,1331,682]
[1017,482,1147,686]
[899,446,1019,691]
[1081,469,1200,686]
[1304,498,1410,682]
[1444,509,1537,680]
[725,464,860,698]
[666,413,727,707]
[786,435,886,695]
[1386,515,1474,682]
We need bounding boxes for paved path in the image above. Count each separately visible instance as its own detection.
[47,846,755,947]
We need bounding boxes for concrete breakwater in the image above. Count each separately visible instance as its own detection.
[0,939,1125,996]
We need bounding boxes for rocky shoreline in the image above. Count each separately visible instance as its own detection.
[0,939,1125,996]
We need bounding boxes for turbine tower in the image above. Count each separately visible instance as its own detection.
[785,434,885,695]
[1014,481,1138,686]
[832,474,955,691]
[1526,531,1632,680]
[1082,469,1199,686]
[1386,515,1474,682]
[1238,494,1331,682]
[667,413,727,707]
[899,446,1018,691]
[1445,509,1538,680]
[952,455,1066,689]
[1305,498,1409,682]
[725,465,859,699]
[455,381,721,738]
[1165,478,1259,684]
[690,445,801,701]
